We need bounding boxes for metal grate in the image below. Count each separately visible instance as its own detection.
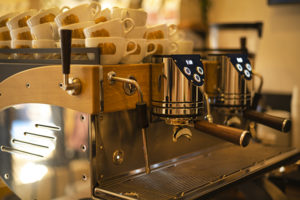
[96,143,298,200]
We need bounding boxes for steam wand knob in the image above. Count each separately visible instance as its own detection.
[60,29,81,95]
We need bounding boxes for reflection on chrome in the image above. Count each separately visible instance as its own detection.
[19,163,48,184]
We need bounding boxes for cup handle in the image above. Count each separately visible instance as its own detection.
[168,24,178,37]
[146,42,157,56]
[50,23,58,40]
[169,42,178,54]
[124,40,138,56]
[60,6,70,12]
[90,2,101,18]
[120,9,128,19]
[123,18,135,35]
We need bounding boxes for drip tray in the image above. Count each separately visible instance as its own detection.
[94,143,300,200]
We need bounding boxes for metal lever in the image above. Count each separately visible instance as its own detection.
[60,29,81,95]
[107,71,151,174]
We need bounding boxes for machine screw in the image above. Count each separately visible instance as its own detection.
[112,149,125,165]
[82,174,87,181]
[123,76,137,96]
[4,173,9,180]
[80,144,87,152]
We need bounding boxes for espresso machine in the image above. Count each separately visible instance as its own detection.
[0,31,299,200]
[202,54,291,133]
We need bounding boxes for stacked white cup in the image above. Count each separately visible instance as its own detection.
[55,3,101,59]
[7,9,37,58]
[84,7,156,65]
[27,7,65,59]
[170,30,194,54]
[0,12,19,58]
[144,23,178,55]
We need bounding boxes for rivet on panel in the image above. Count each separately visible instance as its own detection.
[80,144,87,152]
[4,173,9,180]
[82,174,87,181]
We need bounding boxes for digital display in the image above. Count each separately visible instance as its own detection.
[185,60,193,65]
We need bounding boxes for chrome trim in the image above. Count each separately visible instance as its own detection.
[239,130,250,147]
[94,187,137,200]
[282,119,288,132]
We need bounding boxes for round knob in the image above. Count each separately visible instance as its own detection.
[183,67,191,76]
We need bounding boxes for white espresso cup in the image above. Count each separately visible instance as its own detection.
[32,39,57,59]
[0,26,11,41]
[84,18,135,38]
[121,39,158,64]
[0,40,11,59]
[60,21,95,39]
[126,26,147,39]
[112,7,147,27]
[10,26,32,40]
[145,24,177,39]
[30,22,58,40]
[55,3,101,28]
[7,9,37,30]
[0,11,20,27]
[174,40,194,54]
[11,39,33,59]
[27,7,67,28]
[147,39,178,55]
[85,37,137,65]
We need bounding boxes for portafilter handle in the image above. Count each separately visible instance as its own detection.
[244,110,291,132]
[194,121,252,147]
[60,29,81,95]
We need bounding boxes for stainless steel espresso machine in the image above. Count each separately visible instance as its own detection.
[0,31,299,200]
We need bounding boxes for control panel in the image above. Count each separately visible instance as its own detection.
[228,54,252,80]
[171,54,205,86]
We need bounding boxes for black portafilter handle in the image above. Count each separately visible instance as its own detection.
[194,120,252,147]
[251,92,262,110]
[136,102,149,129]
[244,109,291,133]
[60,29,72,75]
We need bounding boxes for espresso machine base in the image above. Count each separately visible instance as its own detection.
[95,143,299,200]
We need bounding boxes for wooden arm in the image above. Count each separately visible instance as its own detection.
[0,65,101,114]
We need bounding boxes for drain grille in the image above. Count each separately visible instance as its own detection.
[97,144,296,200]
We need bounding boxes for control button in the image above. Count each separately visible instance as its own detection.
[237,57,243,63]
[246,63,252,71]
[236,64,243,72]
[193,74,201,83]
[183,67,191,76]
[244,70,250,78]
[196,66,204,75]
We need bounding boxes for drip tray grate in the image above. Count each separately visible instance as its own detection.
[95,143,299,200]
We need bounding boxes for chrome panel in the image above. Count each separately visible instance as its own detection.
[91,109,224,186]
[151,57,204,118]
[0,103,91,200]
[205,55,252,108]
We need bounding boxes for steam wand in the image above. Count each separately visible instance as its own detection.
[60,29,81,95]
[107,71,151,174]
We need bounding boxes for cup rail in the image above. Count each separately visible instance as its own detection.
[0,47,101,65]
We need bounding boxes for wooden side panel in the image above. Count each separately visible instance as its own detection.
[0,65,101,114]
[102,63,152,113]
